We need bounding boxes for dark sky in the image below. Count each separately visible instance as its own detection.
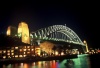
[0,1,99,48]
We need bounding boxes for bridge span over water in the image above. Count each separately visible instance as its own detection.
[30,25,86,54]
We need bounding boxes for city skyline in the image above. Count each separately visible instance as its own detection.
[0,1,99,48]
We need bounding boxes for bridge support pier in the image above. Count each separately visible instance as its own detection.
[71,44,85,54]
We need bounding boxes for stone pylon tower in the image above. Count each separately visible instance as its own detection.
[18,22,30,44]
[83,40,89,53]
[6,26,17,37]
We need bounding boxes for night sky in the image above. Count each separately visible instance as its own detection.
[0,1,99,48]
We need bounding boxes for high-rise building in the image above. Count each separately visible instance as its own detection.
[6,26,17,37]
[18,22,30,44]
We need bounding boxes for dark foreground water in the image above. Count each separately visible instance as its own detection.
[0,54,99,68]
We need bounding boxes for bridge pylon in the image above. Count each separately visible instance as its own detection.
[83,40,89,53]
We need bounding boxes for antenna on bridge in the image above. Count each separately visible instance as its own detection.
[64,24,66,29]
[65,24,66,26]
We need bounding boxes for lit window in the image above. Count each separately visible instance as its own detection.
[11,53,14,55]
[28,49,30,51]
[19,55,23,57]
[3,56,6,59]
[24,52,26,54]
[3,50,6,53]
[15,47,18,49]
[32,49,33,51]
[11,50,14,52]
[61,52,64,55]
[7,50,10,52]
[24,55,26,57]
[7,53,10,55]
[24,49,26,51]
[20,49,22,52]
[15,55,18,58]
[55,51,58,55]
[27,46,30,48]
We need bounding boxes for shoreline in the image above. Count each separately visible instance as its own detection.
[0,54,78,64]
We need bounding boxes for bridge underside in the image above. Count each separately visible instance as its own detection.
[32,40,86,54]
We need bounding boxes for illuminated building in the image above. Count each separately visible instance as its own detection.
[0,34,40,59]
[0,45,40,59]
[6,26,17,37]
[18,22,30,44]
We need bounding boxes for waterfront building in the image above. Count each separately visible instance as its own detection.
[0,34,40,59]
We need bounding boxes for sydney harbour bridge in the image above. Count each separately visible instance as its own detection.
[30,24,86,54]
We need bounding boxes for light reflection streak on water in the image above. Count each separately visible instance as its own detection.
[1,55,91,68]
[23,63,28,68]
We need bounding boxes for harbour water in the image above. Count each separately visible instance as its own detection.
[0,54,99,68]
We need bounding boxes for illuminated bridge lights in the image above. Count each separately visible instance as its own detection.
[30,25,85,46]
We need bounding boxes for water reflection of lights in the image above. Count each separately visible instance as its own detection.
[30,60,58,68]
[21,63,23,66]
[23,63,28,68]
[51,60,58,68]
[1,55,91,68]
[7,64,12,68]
[1,60,60,68]
[38,61,42,68]
[32,62,35,66]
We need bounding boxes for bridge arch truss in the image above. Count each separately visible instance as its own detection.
[30,25,85,46]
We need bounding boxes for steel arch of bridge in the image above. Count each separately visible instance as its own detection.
[30,25,85,46]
